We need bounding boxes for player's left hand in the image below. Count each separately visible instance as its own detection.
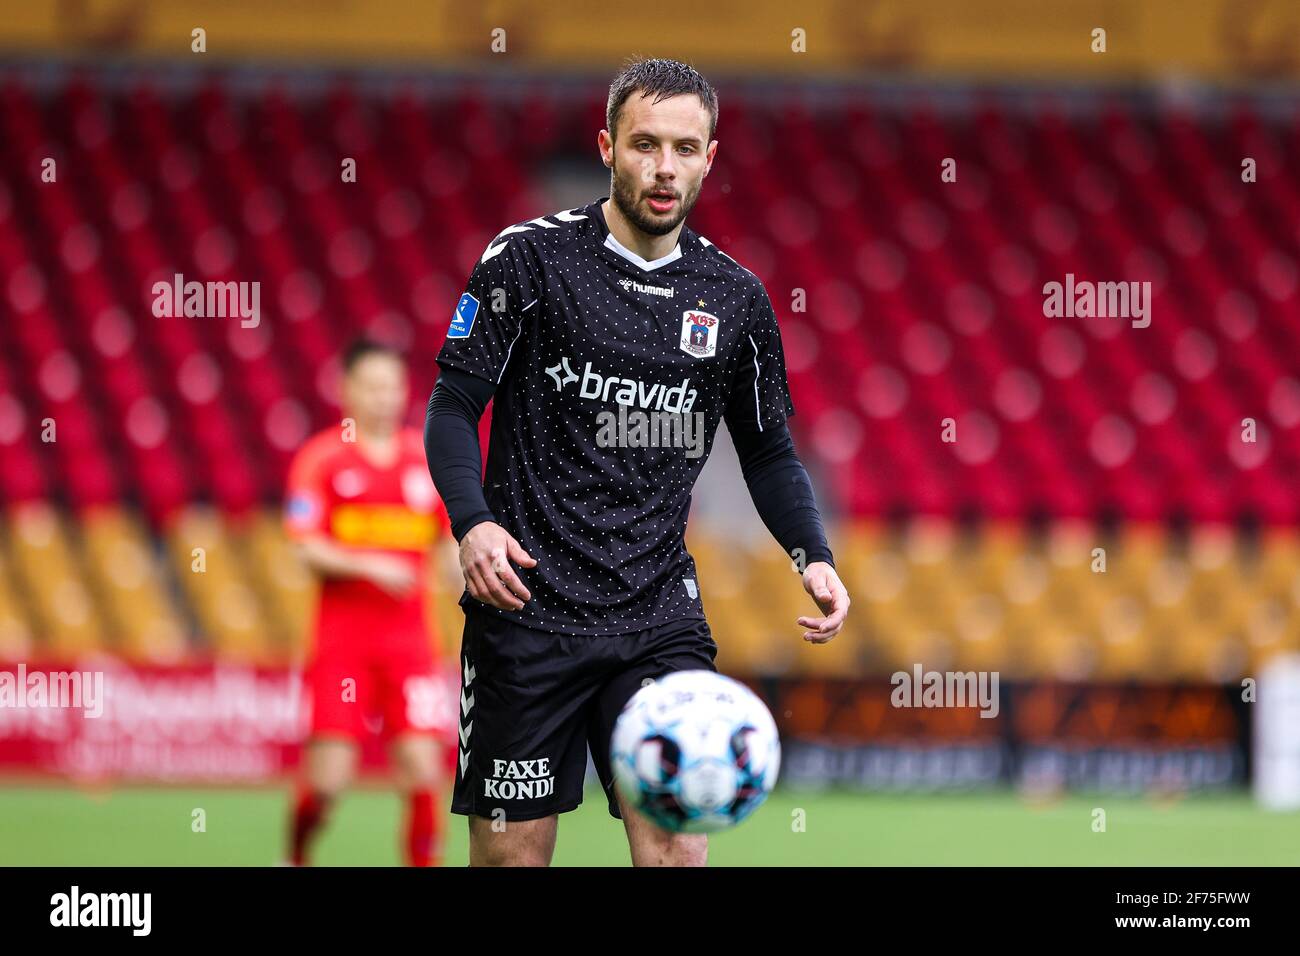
[797,561,849,643]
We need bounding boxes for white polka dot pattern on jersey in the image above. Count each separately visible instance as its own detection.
[436,198,795,636]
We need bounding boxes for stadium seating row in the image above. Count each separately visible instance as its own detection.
[2,80,1299,521]
[1,503,1295,679]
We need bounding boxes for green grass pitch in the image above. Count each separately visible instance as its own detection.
[0,784,1296,866]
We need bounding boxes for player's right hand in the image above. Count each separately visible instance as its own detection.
[362,553,420,599]
[460,521,537,611]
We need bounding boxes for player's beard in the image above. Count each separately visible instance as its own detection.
[610,161,701,237]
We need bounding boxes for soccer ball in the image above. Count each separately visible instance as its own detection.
[610,670,780,833]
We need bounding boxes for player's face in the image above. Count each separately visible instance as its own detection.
[342,353,408,432]
[605,93,716,237]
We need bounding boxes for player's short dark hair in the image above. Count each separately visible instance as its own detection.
[606,57,718,145]
[341,337,403,374]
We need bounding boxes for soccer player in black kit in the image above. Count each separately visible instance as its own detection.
[425,57,850,866]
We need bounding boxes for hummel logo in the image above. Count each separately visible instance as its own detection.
[618,278,674,298]
[461,689,475,716]
[545,357,579,391]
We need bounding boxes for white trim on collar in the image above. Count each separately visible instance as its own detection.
[603,231,682,272]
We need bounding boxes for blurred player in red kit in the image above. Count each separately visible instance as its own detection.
[284,339,458,866]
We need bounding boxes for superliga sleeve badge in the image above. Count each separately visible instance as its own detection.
[448,292,480,339]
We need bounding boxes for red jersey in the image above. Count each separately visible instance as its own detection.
[284,426,451,653]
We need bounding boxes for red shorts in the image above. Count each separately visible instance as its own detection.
[306,647,459,744]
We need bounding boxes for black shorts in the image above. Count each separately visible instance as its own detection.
[450,606,718,822]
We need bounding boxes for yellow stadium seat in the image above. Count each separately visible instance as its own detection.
[166,506,275,664]
[237,510,317,662]
[6,502,106,660]
[0,543,34,661]
[82,507,189,663]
